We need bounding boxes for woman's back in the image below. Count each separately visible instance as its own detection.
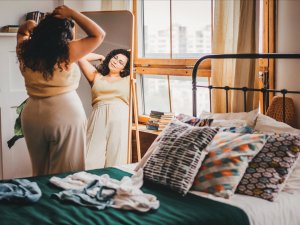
[21,63,81,97]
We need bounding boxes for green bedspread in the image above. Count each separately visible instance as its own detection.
[0,168,250,225]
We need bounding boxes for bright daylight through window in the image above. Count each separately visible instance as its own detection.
[135,0,212,116]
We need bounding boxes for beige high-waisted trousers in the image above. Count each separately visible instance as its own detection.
[21,91,87,176]
[85,101,129,170]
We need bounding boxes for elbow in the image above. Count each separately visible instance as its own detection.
[78,58,86,65]
[96,29,106,45]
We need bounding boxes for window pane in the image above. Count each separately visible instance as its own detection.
[143,0,170,58]
[143,75,170,114]
[170,76,210,115]
[172,0,211,58]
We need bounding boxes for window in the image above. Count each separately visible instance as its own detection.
[134,0,212,117]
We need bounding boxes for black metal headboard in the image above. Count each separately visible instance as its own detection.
[192,53,300,122]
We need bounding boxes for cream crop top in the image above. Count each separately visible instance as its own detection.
[91,75,129,105]
[21,63,81,97]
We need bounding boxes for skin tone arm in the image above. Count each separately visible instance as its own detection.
[52,5,106,63]
[16,20,37,50]
[78,53,105,85]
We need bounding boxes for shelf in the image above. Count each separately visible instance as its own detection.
[132,124,161,135]
[0,32,17,37]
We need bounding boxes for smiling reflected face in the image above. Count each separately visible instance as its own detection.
[108,54,128,75]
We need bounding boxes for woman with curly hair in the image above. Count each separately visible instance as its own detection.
[17,5,105,176]
[78,49,130,169]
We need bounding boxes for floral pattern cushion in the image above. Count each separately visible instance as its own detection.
[236,133,300,201]
[191,132,268,198]
[219,126,253,134]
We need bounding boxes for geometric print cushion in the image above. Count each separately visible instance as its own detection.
[236,133,300,201]
[191,132,268,198]
[143,119,218,195]
[219,126,253,134]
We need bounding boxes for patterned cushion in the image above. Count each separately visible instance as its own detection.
[176,113,213,127]
[219,126,253,134]
[211,119,248,128]
[143,119,218,195]
[236,133,300,201]
[192,132,268,198]
[200,109,259,127]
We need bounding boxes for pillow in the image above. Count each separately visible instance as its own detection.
[236,133,300,201]
[283,159,300,193]
[143,119,218,195]
[176,113,213,126]
[211,119,248,128]
[191,132,268,198]
[254,113,300,135]
[200,108,259,127]
[219,126,253,134]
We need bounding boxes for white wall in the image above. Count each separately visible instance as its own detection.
[0,0,59,28]
[62,0,102,12]
[277,0,300,128]
[0,0,103,29]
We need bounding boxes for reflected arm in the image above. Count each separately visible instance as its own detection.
[81,53,105,62]
[78,58,99,86]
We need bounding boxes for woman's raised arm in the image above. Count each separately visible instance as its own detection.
[52,5,106,63]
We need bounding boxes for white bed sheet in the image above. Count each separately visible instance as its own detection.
[117,163,300,225]
[190,190,300,225]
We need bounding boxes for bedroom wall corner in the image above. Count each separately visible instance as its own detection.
[276,0,300,129]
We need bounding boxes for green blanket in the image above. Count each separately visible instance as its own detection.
[0,168,250,225]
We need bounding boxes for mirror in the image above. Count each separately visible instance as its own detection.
[76,11,134,169]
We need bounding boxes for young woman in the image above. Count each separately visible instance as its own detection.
[17,5,105,176]
[78,49,131,169]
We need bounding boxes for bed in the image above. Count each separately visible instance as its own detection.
[0,166,250,225]
[1,53,300,225]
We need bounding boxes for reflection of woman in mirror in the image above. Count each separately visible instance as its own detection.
[78,49,130,169]
[16,5,105,176]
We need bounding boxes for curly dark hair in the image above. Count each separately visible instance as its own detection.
[97,49,130,78]
[18,14,74,80]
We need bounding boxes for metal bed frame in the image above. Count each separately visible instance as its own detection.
[192,53,300,122]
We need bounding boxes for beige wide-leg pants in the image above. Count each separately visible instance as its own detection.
[85,101,129,170]
[21,91,87,176]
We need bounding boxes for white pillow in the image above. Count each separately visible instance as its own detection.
[211,119,247,128]
[200,108,258,127]
[283,158,300,193]
[254,114,300,135]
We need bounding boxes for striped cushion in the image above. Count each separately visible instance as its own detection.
[191,132,268,198]
[143,119,218,195]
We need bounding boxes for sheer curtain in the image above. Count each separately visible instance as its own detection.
[211,0,259,113]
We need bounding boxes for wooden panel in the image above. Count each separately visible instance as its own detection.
[131,129,158,163]
[135,67,211,77]
[261,0,276,111]
[134,58,211,68]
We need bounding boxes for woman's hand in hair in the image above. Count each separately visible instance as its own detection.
[18,20,37,36]
[17,20,37,46]
[52,5,74,19]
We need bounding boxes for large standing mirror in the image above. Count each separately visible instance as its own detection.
[76,11,134,169]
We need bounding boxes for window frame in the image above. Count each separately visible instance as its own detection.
[258,0,275,111]
[133,0,213,120]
